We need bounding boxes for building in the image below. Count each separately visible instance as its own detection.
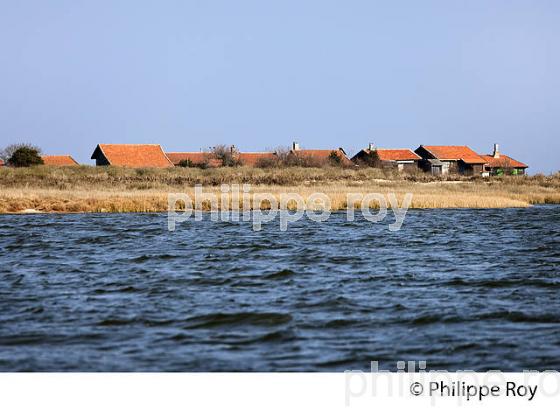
[165,152,222,168]
[0,159,4,167]
[91,144,173,168]
[167,149,277,168]
[415,145,487,175]
[41,155,79,166]
[288,142,352,166]
[479,144,528,175]
[352,144,421,172]
[237,152,277,167]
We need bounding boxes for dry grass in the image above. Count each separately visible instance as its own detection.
[0,166,559,213]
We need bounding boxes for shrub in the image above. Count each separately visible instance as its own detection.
[274,146,291,164]
[4,144,44,167]
[178,158,211,169]
[212,145,242,167]
[328,150,342,166]
[357,152,376,167]
[283,153,326,168]
[178,159,194,168]
[255,156,280,168]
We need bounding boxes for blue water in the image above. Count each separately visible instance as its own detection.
[0,206,559,371]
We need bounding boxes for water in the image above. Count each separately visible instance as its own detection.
[0,206,559,371]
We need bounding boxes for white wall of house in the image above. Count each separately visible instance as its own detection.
[441,161,451,175]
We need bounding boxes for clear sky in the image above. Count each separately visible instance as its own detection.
[0,0,558,173]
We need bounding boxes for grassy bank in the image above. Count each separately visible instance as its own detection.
[0,166,559,213]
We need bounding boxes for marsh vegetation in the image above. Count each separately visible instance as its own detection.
[0,165,558,213]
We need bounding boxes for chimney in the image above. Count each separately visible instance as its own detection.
[368,142,375,151]
[292,141,300,151]
[493,143,500,158]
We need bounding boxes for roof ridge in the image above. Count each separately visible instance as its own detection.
[165,151,207,154]
[156,145,174,166]
[425,144,470,147]
[297,148,343,151]
[376,148,416,151]
[239,151,276,154]
[99,143,162,146]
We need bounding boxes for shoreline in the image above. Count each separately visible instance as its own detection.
[1,166,559,214]
[0,185,555,215]
[5,204,558,216]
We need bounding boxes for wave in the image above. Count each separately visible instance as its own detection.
[183,312,292,329]
[445,278,560,289]
[264,269,296,280]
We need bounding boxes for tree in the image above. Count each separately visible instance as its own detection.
[212,145,241,167]
[0,144,31,161]
[1,144,43,167]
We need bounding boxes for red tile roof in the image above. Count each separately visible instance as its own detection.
[165,152,222,167]
[42,155,79,166]
[292,148,352,165]
[374,149,421,161]
[166,152,209,165]
[167,151,278,167]
[422,145,486,164]
[480,154,527,169]
[92,144,173,168]
[238,152,276,166]
[0,159,4,167]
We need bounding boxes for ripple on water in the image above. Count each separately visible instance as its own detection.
[183,312,293,329]
[0,206,559,371]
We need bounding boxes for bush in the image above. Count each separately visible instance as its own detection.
[178,158,211,169]
[283,153,326,168]
[3,144,44,167]
[178,159,194,168]
[212,145,242,167]
[255,156,280,168]
[328,150,342,166]
[356,152,376,167]
[1,143,40,161]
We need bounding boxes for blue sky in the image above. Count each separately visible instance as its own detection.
[0,0,558,173]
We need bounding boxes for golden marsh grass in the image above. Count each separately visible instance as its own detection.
[0,166,558,213]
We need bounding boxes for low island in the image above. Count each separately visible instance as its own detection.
[1,165,559,214]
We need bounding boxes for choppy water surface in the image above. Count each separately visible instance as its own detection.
[0,206,559,371]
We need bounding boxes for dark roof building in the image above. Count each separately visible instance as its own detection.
[415,145,486,175]
[91,144,173,168]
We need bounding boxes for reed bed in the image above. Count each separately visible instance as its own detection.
[0,166,558,213]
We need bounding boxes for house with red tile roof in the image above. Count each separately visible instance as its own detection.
[91,144,173,168]
[237,152,277,167]
[288,142,352,166]
[352,143,421,172]
[415,145,487,175]
[167,148,278,168]
[165,151,222,168]
[41,155,79,166]
[0,159,4,167]
[479,144,528,175]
